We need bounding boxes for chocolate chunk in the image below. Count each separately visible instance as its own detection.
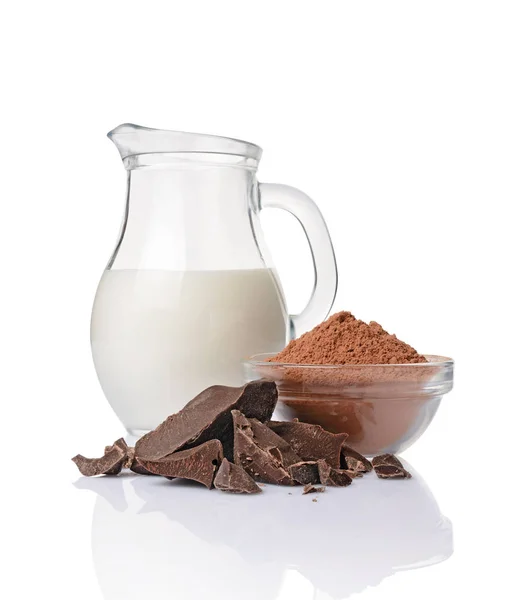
[213,458,262,494]
[104,443,155,475]
[372,454,412,479]
[303,484,325,495]
[318,459,353,487]
[138,439,223,488]
[289,461,320,485]
[103,439,130,474]
[374,465,412,479]
[246,418,302,468]
[135,381,278,461]
[342,446,373,472]
[372,454,404,469]
[268,421,348,468]
[72,438,127,477]
[233,411,295,485]
[130,455,156,476]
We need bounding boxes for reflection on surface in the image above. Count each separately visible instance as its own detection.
[76,461,452,600]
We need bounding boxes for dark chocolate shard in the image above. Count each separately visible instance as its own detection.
[372,454,404,469]
[139,439,223,489]
[303,484,325,495]
[72,438,127,477]
[104,443,155,475]
[345,455,369,473]
[268,421,348,468]
[289,461,320,485]
[342,446,373,472]
[372,454,412,479]
[213,458,262,494]
[233,411,295,486]
[135,381,278,462]
[130,455,156,476]
[103,439,129,474]
[246,418,302,468]
[374,465,412,479]
[318,459,353,487]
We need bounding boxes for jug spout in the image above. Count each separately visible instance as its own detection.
[107,123,262,166]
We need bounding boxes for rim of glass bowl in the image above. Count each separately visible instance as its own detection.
[246,353,454,369]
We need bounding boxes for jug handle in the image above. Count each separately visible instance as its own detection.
[259,183,338,337]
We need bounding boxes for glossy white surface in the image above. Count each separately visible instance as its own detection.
[77,464,452,600]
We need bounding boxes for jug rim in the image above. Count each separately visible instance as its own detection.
[108,123,263,162]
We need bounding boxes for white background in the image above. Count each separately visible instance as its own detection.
[2,1,513,599]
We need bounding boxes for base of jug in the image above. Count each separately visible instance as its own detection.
[126,428,151,444]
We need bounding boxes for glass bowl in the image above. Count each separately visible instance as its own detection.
[243,354,454,456]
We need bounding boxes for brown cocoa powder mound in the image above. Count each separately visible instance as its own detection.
[268,311,426,366]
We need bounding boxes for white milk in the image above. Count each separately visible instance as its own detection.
[91,269,288,432]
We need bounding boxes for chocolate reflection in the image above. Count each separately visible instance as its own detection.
[77,461,452,600]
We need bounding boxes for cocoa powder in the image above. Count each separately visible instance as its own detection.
[269,311,426,366]
[257,312,437,456]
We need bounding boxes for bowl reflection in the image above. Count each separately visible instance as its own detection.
[76,461,452,600]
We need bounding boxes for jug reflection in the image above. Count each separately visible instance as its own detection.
[77,461,452,600]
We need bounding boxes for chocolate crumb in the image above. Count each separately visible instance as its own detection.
[72,438,127,477]
[312,498,318,503]
[303,484,325,495]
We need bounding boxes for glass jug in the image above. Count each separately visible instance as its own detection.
[91,124,338,434]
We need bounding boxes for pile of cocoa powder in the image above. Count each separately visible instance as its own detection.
[261,312,433,455]
[269,311,426,366]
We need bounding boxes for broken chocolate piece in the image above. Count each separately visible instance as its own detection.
[130,455,156,476]
[372,454,412,479]
[104,443,154,475]
[289,461,320,485]
[103,439,130,474]
[72,438,127,477]
[233,411,295,485]
[268,421,348,468]
[138,439,223,488]
[246,418,302,468]
[372,454,404,469]
[303,484,325,495]
[342,446,373,472]
[374,465,412,479]
[318,459,353,487]
[135,381,278,462]
[213,458,262,494]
